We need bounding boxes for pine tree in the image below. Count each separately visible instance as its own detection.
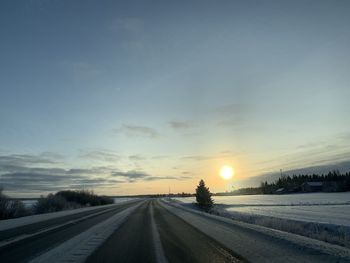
[195,179,213,211]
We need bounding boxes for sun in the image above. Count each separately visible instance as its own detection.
[220,165,234,180]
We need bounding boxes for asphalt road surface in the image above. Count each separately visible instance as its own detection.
[87,200,240,263]
[0,201,141,263]
[1,199,349,263]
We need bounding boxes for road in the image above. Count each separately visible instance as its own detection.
[1,199,349,263]
[0,201,140,263]
[87,200,239,263]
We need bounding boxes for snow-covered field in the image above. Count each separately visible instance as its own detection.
[226,204,350,226]
[172,192,350,247]
[173,192,350,226]
[22,200,38,208]
[174,192,350,206]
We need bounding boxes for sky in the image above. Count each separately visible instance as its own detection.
[0,0,350,197]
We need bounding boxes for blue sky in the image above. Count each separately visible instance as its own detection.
[1,0,350,197]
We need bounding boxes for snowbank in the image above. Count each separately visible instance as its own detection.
[168,198,350,248]
[161,199,350,262]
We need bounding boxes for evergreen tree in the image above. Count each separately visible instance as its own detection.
[195,179,213,210]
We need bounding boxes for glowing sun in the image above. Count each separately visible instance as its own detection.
[220,165,234,180]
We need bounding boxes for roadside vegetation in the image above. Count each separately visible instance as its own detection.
[0,188,28,220]
[195,179,213,211]
[34,190,114,214]
[0,189,114,219]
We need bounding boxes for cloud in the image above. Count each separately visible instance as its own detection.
[0,151,193,195]
[66,167,112,175]
[151,155,168,160]
[168,121,193,130]
[336,132,350,141]
[79,150,120,162]
[180,151,239,162]
[0,153,60,167]
[114,125,159,138]
[111,170,192,182]
[112,170,150,181]
[39,152,65,160]
[0,153,122,195]
[0,170,121,193]
[180,155,212,161]
[129,155,146,161]
[144,175,191,181]
[250,133,350,176]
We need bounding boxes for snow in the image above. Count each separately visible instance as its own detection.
[173,192,350,227]
[160,199,350,262]
[171,193,350,248]
[173,192,350,206]
[21,200,38,209]
[226,204,350,226]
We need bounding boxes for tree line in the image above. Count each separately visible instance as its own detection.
[232,171,350,195]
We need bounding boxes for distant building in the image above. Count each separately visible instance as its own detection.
[301,182,323,192]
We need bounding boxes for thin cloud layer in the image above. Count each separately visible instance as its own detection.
[168,121,194,130]
[0,153,121,194]
[111,170,191,182]
[129,155,146,161]
[79,150,120,162]
[114,125,159,138]
[112,170,150,181]
[0,152,193,195]
[0,153,60,167]
[0,170,121,192]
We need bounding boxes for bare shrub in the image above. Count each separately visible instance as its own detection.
[33,194,79,214]
[0,188,27,219]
